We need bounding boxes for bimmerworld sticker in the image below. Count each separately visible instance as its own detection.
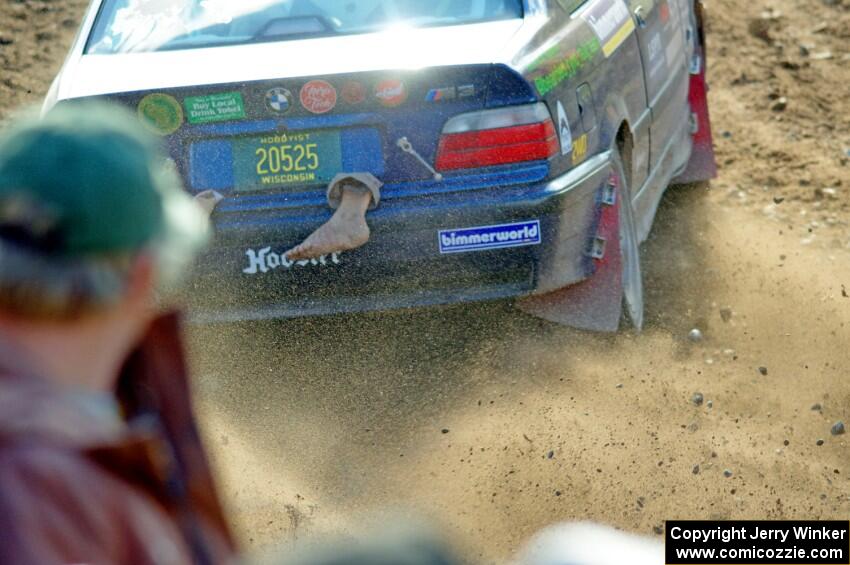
[439,220,541,254]
[185,92,245,124]
[580,0,635,58]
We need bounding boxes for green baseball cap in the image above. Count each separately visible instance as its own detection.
[0,102,207,283]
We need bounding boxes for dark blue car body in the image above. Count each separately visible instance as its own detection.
[50,0,716,328]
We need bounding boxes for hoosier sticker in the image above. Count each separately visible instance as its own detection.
[439,220,542,254]
[580,0,636,58]
[243,247,342,274]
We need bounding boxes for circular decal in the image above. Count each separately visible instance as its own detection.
[299,80,337,114]
[374,79,408,108]
[659,1,670,22]
[137,93,183,135]
[265,87,293,114]
[341,81,366,105]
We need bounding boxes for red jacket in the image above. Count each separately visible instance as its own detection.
[0,314,236,565]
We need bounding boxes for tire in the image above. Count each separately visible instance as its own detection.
[613,150,644,330]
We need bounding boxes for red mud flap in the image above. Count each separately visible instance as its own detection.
[674,2,717,184]
[516,174,624,333]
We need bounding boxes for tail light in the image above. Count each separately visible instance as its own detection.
[435,103,559,172]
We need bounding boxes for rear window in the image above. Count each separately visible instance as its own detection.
[86,0,524,54]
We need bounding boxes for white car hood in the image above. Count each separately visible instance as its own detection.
[59,19,527,99]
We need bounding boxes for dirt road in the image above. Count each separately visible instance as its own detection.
[1,0,848,562]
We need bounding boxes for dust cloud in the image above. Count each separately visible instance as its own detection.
[190,186,849,562]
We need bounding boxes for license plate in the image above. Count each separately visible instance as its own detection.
[231,130,342,192]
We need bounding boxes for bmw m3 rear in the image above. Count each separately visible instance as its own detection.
[49,0,715,329]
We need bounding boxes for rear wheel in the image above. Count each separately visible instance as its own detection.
[613,151,644,330]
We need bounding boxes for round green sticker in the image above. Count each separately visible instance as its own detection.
[137,93,184,135]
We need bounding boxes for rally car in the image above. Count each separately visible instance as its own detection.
[47,0,716,331]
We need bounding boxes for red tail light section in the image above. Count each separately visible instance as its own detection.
[436,122,559,170]
[435,103,559,172]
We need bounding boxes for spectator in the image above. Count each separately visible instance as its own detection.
[0,102,234,564]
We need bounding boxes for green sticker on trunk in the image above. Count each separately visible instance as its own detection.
[184,92,245,124]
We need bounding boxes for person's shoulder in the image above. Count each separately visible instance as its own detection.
[0,441,191,565]
[0,440,113,497]
[0,443,121,547]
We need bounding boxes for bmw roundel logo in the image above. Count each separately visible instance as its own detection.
[265,87,293,114]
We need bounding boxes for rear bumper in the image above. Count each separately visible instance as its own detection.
[186,154,613,323]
